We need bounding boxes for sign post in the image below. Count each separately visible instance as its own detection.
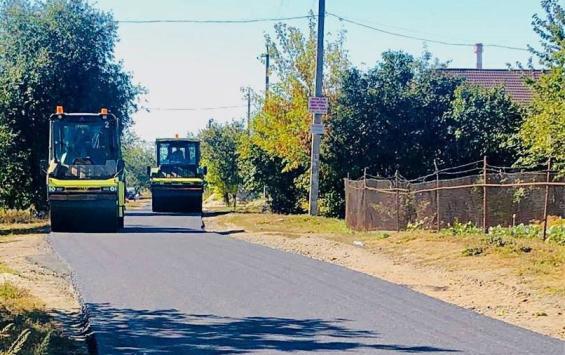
[308,0,326,216]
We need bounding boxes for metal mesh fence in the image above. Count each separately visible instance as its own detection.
[345,162,565,232]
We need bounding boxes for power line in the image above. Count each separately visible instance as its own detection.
[149,105,246,111]
[117,12,529,52]
[326,12,529,52]
[118,15,312,24]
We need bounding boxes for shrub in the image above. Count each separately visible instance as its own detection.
[444,221,482,236]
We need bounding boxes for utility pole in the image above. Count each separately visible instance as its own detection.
[260,44,270,95]
[247,87,251,133]
[308,0,325,216]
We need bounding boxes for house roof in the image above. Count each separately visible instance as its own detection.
[439,69,543,104]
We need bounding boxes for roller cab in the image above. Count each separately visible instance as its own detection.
[47,107,125,232]
[149,138,205,213]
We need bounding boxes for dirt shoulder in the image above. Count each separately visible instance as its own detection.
[0,229,87,353]
[204,212,565,340]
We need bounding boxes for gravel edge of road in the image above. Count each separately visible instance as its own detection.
[46,234,99,355]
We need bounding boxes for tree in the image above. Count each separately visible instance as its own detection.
[520,0,565,174]
[247,16,349,211]
[528,0,564,67]
[321,51,462,216]
[322,51,523,216]
[447,84,523,166]
[122,132,154,192]
[239,140,305,214]
[200,119,245,207]
[0,0,143,209]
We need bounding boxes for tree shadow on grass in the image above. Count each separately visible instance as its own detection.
[86,304,460,354]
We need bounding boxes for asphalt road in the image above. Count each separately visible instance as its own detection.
[49,208,564,354]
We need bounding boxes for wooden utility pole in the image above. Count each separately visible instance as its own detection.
[308,0,325,215]
[482,156,488,233]
[434,160,440,232]
[247,87,251,133]
[395,170,400,232]
[542,158,552,240]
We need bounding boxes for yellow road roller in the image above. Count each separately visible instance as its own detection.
[149,137,206,213]
[47,106,125,232]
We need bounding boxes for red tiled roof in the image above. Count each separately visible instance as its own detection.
[439,69,543,104]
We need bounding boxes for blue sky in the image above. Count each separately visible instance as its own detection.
[94,0,544,141]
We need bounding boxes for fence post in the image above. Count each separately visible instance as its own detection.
[434,159,440,232]
[482,156,488,233]
[542,158,552,241]
[395,170,400,232]
[363,168,368,231]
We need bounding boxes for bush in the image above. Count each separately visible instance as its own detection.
[489,224,541,239]
[444,221,482,236]
[546,225,565,245]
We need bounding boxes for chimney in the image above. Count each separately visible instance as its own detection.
[474,43,483,69]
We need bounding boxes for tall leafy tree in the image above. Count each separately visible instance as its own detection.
[239,141,304,213]
[122,132,155,192]
[252,16,349,171]
[447,84,523,165]
[322,51,523,216]
[321,52,461,215]
[247,16,349,211]
[520,0,565,173]
[200,119,245,206]
[0,0,143,209]
[528,0,564,67]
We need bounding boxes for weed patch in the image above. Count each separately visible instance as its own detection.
[462,246,485,256]
[444,221,482,236]
[0,282,83,354]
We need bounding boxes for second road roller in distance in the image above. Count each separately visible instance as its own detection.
[46,106,126,232]
[148,137,206,213]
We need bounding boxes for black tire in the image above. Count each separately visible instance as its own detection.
[118,216,124,229]
[193,196,203,214]
[50,208,67,232]
[152,198,160,212]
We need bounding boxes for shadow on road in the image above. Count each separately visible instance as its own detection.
[126,211,202,217]
[86,304,460,354]
[121,226,244,235]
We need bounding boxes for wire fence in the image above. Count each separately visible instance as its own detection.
[344,158,565,237]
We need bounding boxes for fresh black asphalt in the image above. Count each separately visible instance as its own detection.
[49,207,564,354]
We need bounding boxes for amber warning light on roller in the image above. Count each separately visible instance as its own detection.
[100,108,108,115]
[55,106,64,114]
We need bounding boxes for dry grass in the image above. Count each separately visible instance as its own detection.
[126,198,149,209]
[0,209,49,237]
[0,263,16,276]
[0,282,84,354]
[0,209,36,224]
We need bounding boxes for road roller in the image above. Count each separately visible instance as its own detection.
[149,137,206,213]
[47,106,125,232]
